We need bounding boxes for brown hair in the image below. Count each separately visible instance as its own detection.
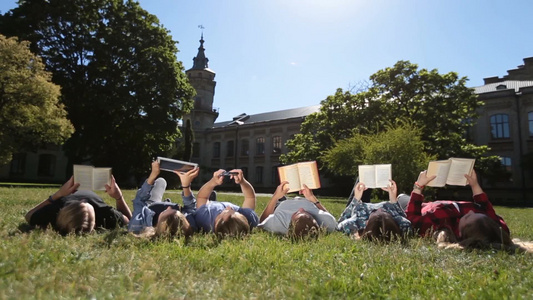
[142,210,192,239]
[56,201,95,235]
[289,212,319,239]
[361,209,402,242]
[214,212,250,238]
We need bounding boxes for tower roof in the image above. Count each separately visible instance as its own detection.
[190,33,211,71]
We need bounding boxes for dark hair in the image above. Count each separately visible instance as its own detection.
[289,212,319,239]
[361,209,402,242]
[458,211,513,250]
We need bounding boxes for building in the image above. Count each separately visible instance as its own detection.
[1,33,532,201]
[469,57,533,203]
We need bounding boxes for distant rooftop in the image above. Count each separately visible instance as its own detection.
[474,80,533,94]
[214,105,321,128]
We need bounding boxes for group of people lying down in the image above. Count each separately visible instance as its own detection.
[25,161,532,253]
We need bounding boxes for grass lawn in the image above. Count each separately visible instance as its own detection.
[1,187,532,299]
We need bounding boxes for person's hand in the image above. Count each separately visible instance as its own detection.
[382,179,398,202]
[229,169,244,184]
[151,161,161,176]
[273,181,290,200]
[416,170,436,187]
[464,169,479,187]
[105,176,123,200]
[176,167,200,187]
[300,184,315,201]
[212,169,226,186]
[353,182,367,201]
[54,176,80,199]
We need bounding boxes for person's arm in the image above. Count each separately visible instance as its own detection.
[381,179,398,202]
[465,169,483,196]
[301,184,328,212]
[105,175,132,222]
[260,181,289,222]
[146,161,161,185]
[25,176,80,223]
[196,169,225,208]
[176,167,200,197]
[411,170,436,195]
[231,169,256,210]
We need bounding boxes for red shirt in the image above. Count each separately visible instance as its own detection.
[405,192,509,238]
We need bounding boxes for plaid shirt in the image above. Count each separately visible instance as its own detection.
[337,200,412,235]
[405,192,509,237]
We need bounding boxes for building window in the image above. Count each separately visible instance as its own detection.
[213,142,221,158]
[501,157,512,172]
[255,166,263,183]
[192,143,200,158]
[272,166,279,185]
[240,139,249,156]
[490,114,510,139]
[227,140,234,157]
[10,153,26,175]
[38,154,56,177]
[272,136,282,154]
[256,137,265,155]
[527,111,533,136]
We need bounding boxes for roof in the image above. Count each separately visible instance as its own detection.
[213,105,321,128]
[474,80,533,94]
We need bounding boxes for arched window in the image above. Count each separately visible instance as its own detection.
[226,140,234,157]
[490,114,510,139]
[256,137,265,155]
[240,139,249,156]
[213,142,220,158]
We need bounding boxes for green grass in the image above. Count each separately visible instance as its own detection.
[1,187,532,299]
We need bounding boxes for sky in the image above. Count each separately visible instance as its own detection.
[2,0,533,122]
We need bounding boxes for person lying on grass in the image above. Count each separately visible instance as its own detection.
[128,161,198,239]
[25,175,132,235]
[193,169,258,238]
[399,169,512,250]
[258,181,337,239]
[337,180,411,242]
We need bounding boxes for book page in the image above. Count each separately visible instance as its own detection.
[446,158,475,186]
[374,164,392,188]
[73,165,95,191]
[278,164,302,193]
[157,157,198,173]
[92,168,112,190]
[358,165,377,188]
[296,161,321,191]
[426,160,451,187]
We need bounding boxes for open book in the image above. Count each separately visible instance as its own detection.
[157,157,198,173]
[426,158,475,187]
[358,164,392,188]
[73,165,111,191]
[278,161,321,193]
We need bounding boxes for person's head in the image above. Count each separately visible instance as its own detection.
[361,209,402,242]
[458,211,512,249]
[56,201,96,235]
[288,208,319,239]
[155,208,193,238]
[214,206,250,238]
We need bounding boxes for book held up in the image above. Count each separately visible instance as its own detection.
[426,158,475,187]
[358,164,392,188]
[73,165,111,191]
[278,161,321,193]
[157,157,198,173]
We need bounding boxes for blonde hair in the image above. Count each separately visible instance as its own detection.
[140,210,192,239]
[214,213,250,238]
[56,202,95,235]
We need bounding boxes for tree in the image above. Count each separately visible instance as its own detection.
[0,34,73,165]
[182,119,194,162]
[282,60,501,179]
[0,0,195,183]
[321,121,435,194]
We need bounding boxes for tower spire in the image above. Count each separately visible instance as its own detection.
[192,26,209,70]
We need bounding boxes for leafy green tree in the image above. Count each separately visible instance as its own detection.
[283,60,500,179]
[321,121,434,193]
[0,34,73,165]
[1,0,195,183]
